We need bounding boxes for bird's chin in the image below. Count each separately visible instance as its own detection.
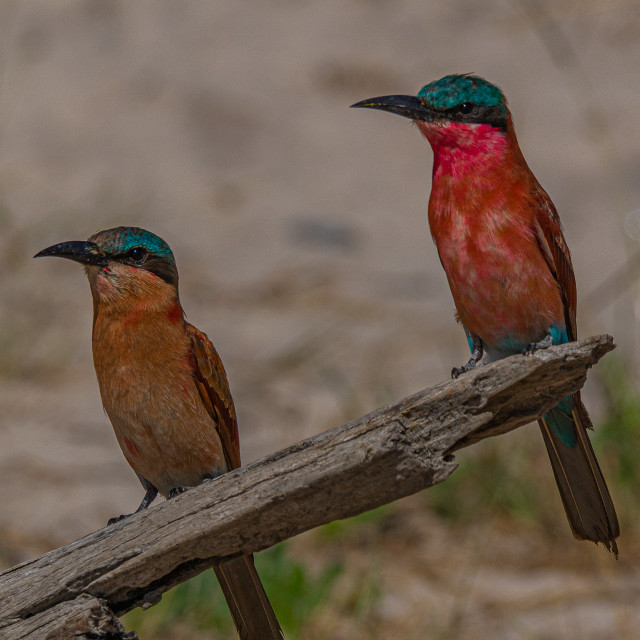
[86,265,123,302]
[415,119,445,143]
[84,263,109,275]
[415,118,446,133]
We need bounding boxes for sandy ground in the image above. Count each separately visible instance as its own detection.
[0,1,639,638]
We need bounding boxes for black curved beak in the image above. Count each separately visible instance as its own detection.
[350,95,435,122]
[34,240,108,267]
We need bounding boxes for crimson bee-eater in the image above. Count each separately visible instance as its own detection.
[352,74,619,554]
[35,227,283,639]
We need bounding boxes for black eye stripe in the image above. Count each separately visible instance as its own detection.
[145,255,179,286]
[109,248,178,285]
[436,102,507,130]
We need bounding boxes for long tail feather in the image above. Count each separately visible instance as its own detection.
[214,555,283,640]
[538,395,619,556]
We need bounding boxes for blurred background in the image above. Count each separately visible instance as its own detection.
[1,1,639,638]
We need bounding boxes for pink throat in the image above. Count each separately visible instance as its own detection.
[417,120,508,181]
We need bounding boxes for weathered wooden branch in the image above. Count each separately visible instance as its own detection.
[0,335,614,640]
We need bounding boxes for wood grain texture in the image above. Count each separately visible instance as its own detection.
[0,335,614,639]
[2,594,138,640]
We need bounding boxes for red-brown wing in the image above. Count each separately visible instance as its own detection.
[186,322,241,470]
[532,188,577,341]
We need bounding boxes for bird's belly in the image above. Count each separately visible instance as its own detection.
[94,322,227,495]
[103,370,227,495]
[439,236,565,355]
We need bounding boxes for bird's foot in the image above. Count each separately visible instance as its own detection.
[107,484,158,525]
[523,333,553,356]
[168,486,188,499]
[107,513,132,526]
[452,336,484,379]
[451,362,476,378]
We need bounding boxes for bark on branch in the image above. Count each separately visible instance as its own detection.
[0,335,614,639]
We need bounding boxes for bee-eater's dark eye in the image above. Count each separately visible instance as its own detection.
[458,102,475,115]
[127,247,147,263]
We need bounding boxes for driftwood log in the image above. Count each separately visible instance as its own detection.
[0,335,615,639]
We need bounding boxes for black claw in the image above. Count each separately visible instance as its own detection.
[451,363,475,379]
[107,483,158,525]
[522,333,553,356]
[107,513,131,526]
[168,486,188,499]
